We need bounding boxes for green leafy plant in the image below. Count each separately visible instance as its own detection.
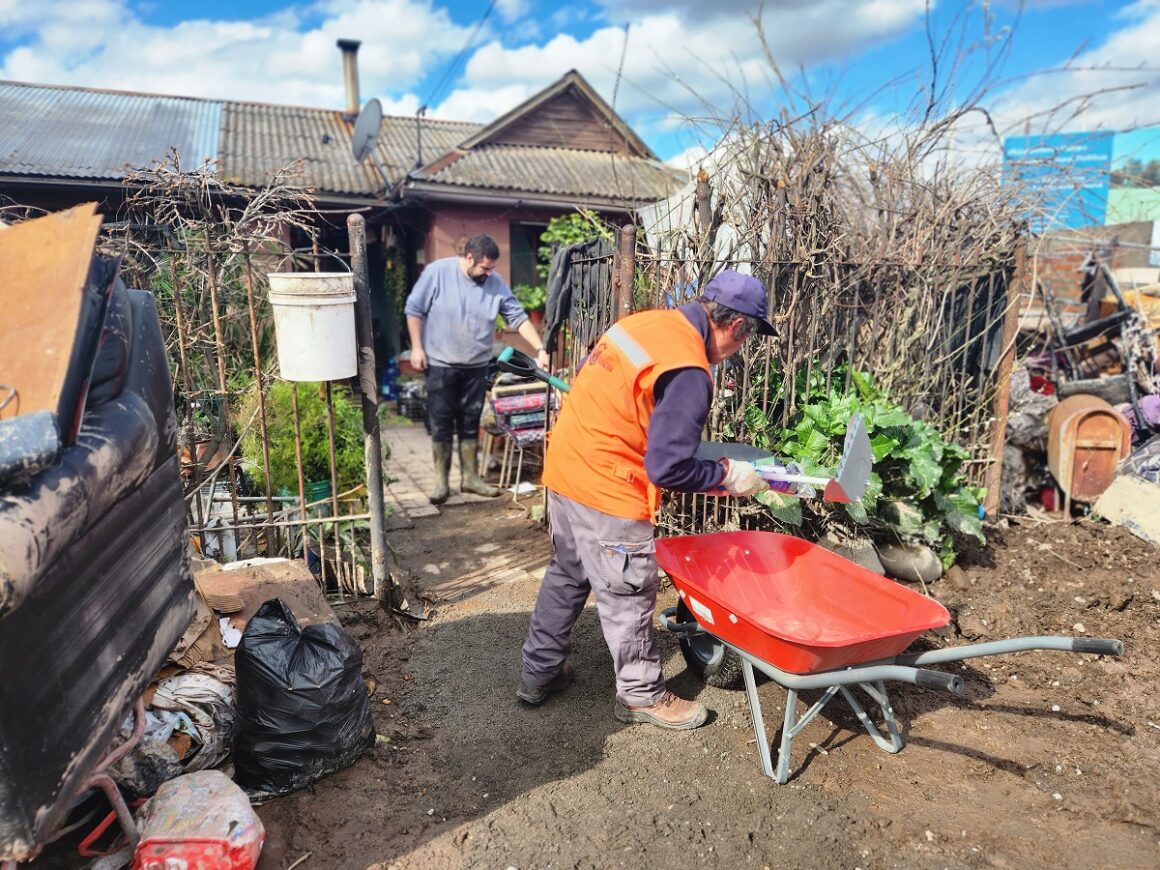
[238,380,366,494]
[513,283,547,313]
[740,365,985,565]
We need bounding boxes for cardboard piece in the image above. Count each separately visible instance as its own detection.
[1094,474,1160,544]
[0,203,104,424]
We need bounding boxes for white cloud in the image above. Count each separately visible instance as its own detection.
[665,143,709,174]
[0,0,475,110]
[494,0,532,24]
[984,0,1160,142]
[431,2,927,158]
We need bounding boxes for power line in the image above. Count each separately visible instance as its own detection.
[421,0,497,112]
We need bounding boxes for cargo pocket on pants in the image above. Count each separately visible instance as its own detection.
[597,538,657,596]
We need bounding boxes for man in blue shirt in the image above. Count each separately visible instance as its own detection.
[404,234,551,503]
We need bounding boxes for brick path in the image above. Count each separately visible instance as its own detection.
[381,422,543,523]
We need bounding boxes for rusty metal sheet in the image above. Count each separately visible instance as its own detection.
[0,203,103,425]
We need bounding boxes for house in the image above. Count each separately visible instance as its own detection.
[0,45,685,353]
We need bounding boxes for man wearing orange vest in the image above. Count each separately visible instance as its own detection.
[518,270,776,729]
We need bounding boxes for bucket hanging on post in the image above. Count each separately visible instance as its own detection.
[267,272,358,381]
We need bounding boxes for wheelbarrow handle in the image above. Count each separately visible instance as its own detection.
[1073,638,1124,656]
[496,346,570,393]
[915,669,965,695]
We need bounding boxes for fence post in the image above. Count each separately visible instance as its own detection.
[983,233,1028,518]
[347,214,395,609]
[611,222,636,322]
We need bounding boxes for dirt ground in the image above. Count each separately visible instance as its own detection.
[251,498,1160,870]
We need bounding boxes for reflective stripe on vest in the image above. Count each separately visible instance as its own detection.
[605,323,651,370]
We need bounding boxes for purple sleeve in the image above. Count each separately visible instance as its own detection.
[644,367,726,493]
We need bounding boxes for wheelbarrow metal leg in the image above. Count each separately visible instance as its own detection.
[776,688,796,785]
[742,659,777,781]
[839,681,903,754]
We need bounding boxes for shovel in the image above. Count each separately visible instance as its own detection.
[696,413,873,503]
[496,346,571,393]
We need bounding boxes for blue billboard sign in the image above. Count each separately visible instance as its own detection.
[1002,132,1114,231]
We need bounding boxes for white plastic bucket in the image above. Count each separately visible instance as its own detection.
[267,272,357,381]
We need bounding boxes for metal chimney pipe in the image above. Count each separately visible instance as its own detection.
[337,39,362,119]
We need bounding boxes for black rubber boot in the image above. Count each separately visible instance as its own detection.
[429,442,452,504]
[459,440,499,497]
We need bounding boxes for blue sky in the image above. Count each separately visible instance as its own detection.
[2,0,1158,167]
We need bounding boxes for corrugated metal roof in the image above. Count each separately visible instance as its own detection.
[375,115,480,182]
[0,78,680,208]
[417,144,684,204]
[217,102,379,195]
[0,81,221,179]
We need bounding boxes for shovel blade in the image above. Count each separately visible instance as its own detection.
[829,412,872,503]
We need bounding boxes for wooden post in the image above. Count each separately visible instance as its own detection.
[983,233,1028,517]
[611,222,636,323]
[347,214,394,609]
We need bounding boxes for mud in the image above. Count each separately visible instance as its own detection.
[253,505,1160,869]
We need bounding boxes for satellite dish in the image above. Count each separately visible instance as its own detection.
[352,98,383,163]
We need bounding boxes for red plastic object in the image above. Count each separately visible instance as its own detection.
[656,531,950,674]
[1029,374,1055,395]
[131,771,264,870]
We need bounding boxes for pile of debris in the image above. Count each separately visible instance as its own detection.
[1004,254,1160,540]
[0,206,377,869]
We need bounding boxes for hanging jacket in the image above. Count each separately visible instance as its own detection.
[542,236,615,354]
[542,308,711,520]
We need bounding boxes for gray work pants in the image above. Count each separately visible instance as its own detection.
[521,490,666,707]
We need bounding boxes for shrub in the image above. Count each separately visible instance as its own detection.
[733,365,985,566]
[238,380,365,494]
[513,283,547,312]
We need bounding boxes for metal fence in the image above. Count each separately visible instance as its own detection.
[550,224,1024,535]
[100,221,378,600]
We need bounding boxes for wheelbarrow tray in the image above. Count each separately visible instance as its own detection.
[655,530,950,675]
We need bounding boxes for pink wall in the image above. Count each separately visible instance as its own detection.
[423,203,558,280]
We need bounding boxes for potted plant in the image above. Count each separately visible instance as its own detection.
[513,284,547,326]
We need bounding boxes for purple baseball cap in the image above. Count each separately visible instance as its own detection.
[702,270,776,335]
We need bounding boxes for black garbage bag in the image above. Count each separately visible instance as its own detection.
[233,599,375,798]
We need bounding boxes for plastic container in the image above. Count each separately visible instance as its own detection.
[754,461,817,498]
[267,272,357,381]
[655,531,950,674]
[131,770,265,870]
[380,358,400,401]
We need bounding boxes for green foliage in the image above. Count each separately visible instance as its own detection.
[238,381,366,493]
[744,365,985,564]
[537,211,614,279]
[513,283,547,312]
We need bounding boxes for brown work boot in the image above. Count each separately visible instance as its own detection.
[615,691,708,731]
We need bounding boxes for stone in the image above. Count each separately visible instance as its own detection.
[957,613,989,640]
[817,532,885,575]
[946,565,971,591]
[877,541,943,584]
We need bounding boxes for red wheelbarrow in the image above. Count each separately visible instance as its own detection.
[656,530,1124,784]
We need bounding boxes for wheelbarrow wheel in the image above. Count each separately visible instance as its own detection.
[675,600,744,689]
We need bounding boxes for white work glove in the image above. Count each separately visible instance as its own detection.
[719,458,769,497]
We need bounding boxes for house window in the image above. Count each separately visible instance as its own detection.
[509,221,548,288]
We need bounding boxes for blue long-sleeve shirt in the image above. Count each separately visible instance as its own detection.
[642,302,727,493]
[404,257,527,366]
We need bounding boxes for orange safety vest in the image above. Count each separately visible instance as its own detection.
[543,308,711,520]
